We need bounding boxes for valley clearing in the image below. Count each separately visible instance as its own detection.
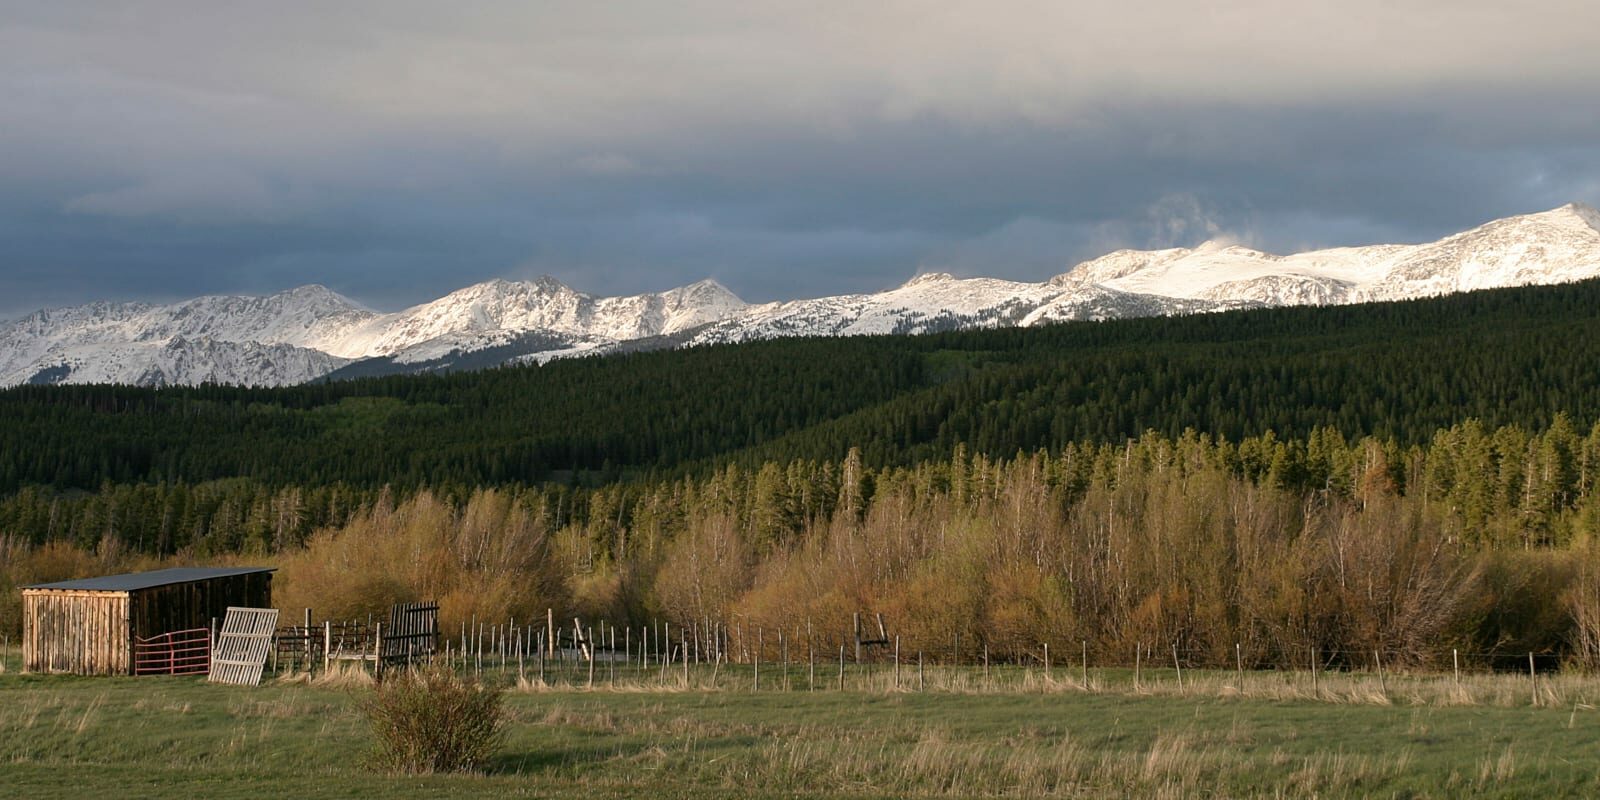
[2,647,1598,798]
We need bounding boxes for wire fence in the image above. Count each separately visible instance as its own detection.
[253,612,1600,710]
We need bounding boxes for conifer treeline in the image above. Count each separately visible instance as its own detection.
[7,416,1600,555]
[9,419,1600,668]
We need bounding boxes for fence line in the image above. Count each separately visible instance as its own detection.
[256,608,1598,709]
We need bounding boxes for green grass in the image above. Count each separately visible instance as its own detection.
[3,650,1600,798]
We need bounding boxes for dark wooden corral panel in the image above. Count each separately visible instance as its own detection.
[127,571,273,643]
[21,568,273,675]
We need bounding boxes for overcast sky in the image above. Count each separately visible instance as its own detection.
[4,1,1599,317]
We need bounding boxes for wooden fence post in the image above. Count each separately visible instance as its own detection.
[1374,649,1387,697]
[1172,643,1182,690]
[838,645,845,691]
[1310,646,1318,695]
[1529,652,1538,706]
[853,613,861,664]
[659,629,669,684]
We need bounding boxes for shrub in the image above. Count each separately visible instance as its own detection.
[362,666,506,774]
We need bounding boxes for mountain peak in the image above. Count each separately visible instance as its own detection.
[1488,202,1600,233]
[275,284,367,310]
[1559,201,1600,232]
[667,278,745,304]
[1194,239,1269,258]
[453,276,572,300]
[457,277,515,294]
[902,272,956,288]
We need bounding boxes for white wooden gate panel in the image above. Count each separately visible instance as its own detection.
[208,607,279,686]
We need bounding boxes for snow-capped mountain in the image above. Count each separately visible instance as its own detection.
[0,286,374,387]
[318,277,747,361]
[1053,202,1600,306]
[4,203,1599,388]
[0,277,749,387]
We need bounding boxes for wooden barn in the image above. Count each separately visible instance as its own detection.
[21,566,274,675]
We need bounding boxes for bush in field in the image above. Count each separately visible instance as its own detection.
[362,666,505,774]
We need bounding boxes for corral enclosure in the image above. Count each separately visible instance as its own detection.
[21,566,274,675]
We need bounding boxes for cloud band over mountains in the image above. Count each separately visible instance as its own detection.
[3,1,1599,316]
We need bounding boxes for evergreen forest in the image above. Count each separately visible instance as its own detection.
[5,278,1600,671]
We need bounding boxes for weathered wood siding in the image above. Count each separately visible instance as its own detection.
[22,590,130,674]
[21,572,272,675]
[127,572,273,642]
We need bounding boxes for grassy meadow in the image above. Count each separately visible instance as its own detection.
[4,642,1600,799]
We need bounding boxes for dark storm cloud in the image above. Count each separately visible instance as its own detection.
[2,1,1599,316]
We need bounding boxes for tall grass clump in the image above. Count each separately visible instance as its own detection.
[362,666,506,774]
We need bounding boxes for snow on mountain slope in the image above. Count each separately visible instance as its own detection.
[0,286,373,387]
[5,337,351,388]
[4,203,1599,387]
[1050,247,1195,288]
[1061,204,1600,306]
[1358,203,1600,300]
[1021,285,1246,326]
[0,277,747,387]
[689,273,1067,345]
[0,301,153,384]
[316,277,747,358]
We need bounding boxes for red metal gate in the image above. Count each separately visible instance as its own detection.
[134,628,212,676]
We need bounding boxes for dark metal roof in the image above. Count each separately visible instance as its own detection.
[22,566,275,592]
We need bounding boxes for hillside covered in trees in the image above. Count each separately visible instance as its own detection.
[7,423,1600,670]
[3,277,1600,493]
[5,279,1600,669]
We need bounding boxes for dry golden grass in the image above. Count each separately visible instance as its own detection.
[485,656,1600,714]
[305,660,375,689]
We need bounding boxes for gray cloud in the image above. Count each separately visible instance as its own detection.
[2,1,1599,316]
